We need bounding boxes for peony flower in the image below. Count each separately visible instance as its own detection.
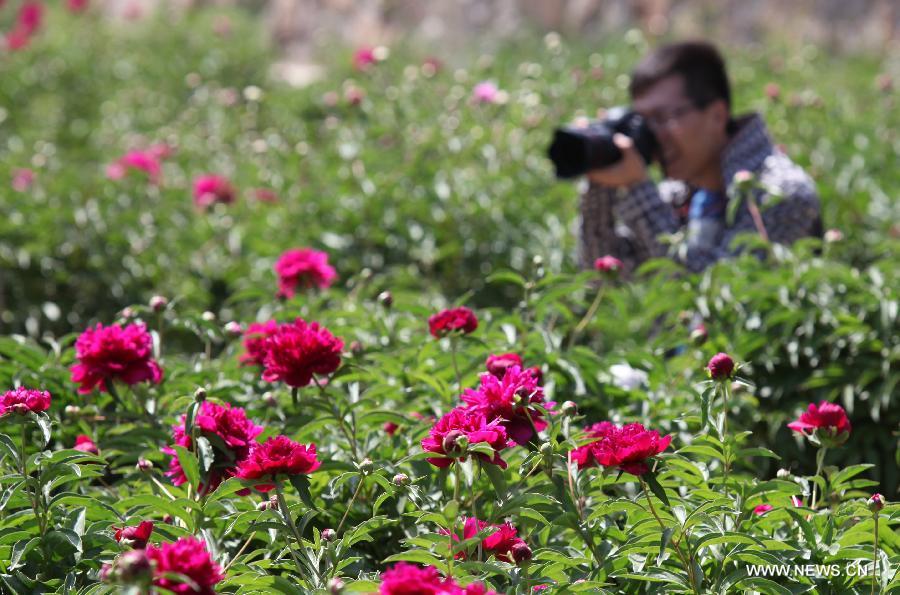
[261,318,343,388]
[74,434,99,454]
[70,322,163,394]
[163,401,264,494]
[66,0,88,12]
[253,188,278,203]
[0,387,51,416]
[383,421,399,436]
[472,81,499,104]
[378,562,499,595]
[274,248,337,298]
[428,307,478,338]
[106,150,162,184]
[235,435,320,484]
[787,401,851,447]
[421,407,513,469]
[192,174,235,208]
[594,255,623,274]
[753,504,773,515]
[114,521,154,549]
[353,46,377,71]
[6,28,32,51]
[485,353,542,383]
[12,168,35,192]
[18,1,43,33]
[706,352,735,381]
[145,536,223,595]
[440,516,526,562]
[239,320,279,367]
[462,365,552,445]
[571,422,672,476]
[101,549,153,586]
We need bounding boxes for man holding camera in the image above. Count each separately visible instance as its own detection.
[576,41,822,274]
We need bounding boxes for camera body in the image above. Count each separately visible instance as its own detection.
[547,107,658,179]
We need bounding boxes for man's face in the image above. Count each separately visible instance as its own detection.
[632,75,729,185]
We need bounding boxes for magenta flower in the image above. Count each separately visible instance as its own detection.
[352,46,377,71]
[428,307,478,338]
[706,352,735,381]
[192,174,235,208]
[12,168,35,192]
[74,434,99,454]
[462,365,552,445]
[571,422,672,476]
[70,323,163,394]
[472,81,500,104]
[378,562,499,595]
[0,387,51,416]
[239,320,279,367]
[753,504,773,515]
[274,248,336,298]
[421,407,514,469]
[235,436,320,484]
[114,521,154,549]
[106,150,162,184]
[440,516,526,562]
[260,318,344,388]
[145,537,223,595]
[594,255,623,273]
[787,401,851,447]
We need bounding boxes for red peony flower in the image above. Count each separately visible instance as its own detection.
[235,435,320,484]
[462,366,552,445]
[706,352,735,380]
[594,255,623,274]
[261,318,343,388]
[192,174,235,208]
[753,504,773,515]
[70,322,163,394]
[383,421,399,436]
[428,307,478,338]
[106,150,163,184]
[274,248,337,298]
[74,434,99,454]
[787,401,851,447]
[239,320,279,367]
[0,387,51,416]
[378,562,499,595]
[163,401,264,494]
[421,407,513,469]
[440,516,526,562]
[570,422,672,476]
[114,521,154,549]
[145,536,223,595]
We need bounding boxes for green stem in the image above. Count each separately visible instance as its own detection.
[20,422,46,538]
[811,447,827,510]
[336,476,365,535]
[568,284,606,349]
[641,479,698,593]
[291,387,299,408]
[275,479,308,580]
[450,337,462,393]
[872,512,880,595]
[720,382,731,528]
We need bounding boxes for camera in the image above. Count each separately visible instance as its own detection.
[547,107,658,179]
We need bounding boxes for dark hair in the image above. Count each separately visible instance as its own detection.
[629,41,731,111]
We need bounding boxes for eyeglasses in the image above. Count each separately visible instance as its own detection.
[642,103,698,131]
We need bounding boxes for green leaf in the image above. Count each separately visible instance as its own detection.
[173,446,200,491]
[382,550,446,571]
[643,471,670,507]
[195,436,215,475]
[737,447,781,460]
[288,474,318,511]
[30,413,51,448]
[657,527,674,565]
[481,462,507,501]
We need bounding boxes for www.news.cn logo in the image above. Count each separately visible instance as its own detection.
[746,562,882,578]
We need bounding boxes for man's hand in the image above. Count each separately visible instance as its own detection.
[586,133,648,188]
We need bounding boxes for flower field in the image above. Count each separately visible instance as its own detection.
[1,3,899,594]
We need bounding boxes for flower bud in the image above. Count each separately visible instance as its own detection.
[511,542,532,565]
[328,577,345,594]
[690,324,708,346]
[258,495,278,511]
[116,549,153,584]
[163,515,175,524]
[392,473,410,486]
[350,340,363,356]
[136,458,153,472]
[120,307,136,319]
[442,431,468,457]
[706,352,735,381]
[194,387,207,402]
[358,458,374,475]
[539,442,553,458]
[321,528,336,542]
[377,291,393,308]
[560,400,577,416]
[65,405,82,416]
[867,493,885,514]
[824,229,843,243]
[776,468,791,479]
[149,295,168,312]
[224,321,243,336]
[201,311,216,322]
[263,392,278,407]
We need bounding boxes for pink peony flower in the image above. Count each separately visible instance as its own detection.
[594,255,623,274]
[462,365,552,445]
[378,562,499,595]
[192,174,235,208]
[66,0,88,12]
[106,150,162,184]
[163,401,264,494]
[571,422,672,476]
[12,168,35,192]
[787,401,851,447]
[472,81,500,104]
[0,387,51,416]
[421,407,513,469]
[74,434,98,454]
[239,320,279,367]
[706,352,735,381]
[753,504,773,515]
[484,353,542,383]
[6,28,32,51]
[114,521,154,549]
[17,1,43,34]
[353,46,377,71]
[145,536,223,595]
[260,318,344,388]
[70,322,163,394]
[428,307,478,338]
[440,516,526,562]
[274,248,337,298]
[235,435,320,485]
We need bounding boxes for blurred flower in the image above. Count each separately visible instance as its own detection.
[511,542,532,564]
[114,521,154,549]
[212,15,232,37]
[570,422,672,476]
[824,229,843,243]
[383,421,399,436]
[12,168,35,192]
[472,81,500,104]
[593,255,623,274]
[609,363,648,390]
[462,365,552,445]
[253,188,278,203]
[192,174,235,209]
[146,536,223,595]
[235,436,320,486]
[353,46,377,71]
[274,248,336,298]
[733,170,754,185]
[0,387,51,416]
[149,295,168,311]
[261,318,343,388]
[764,83,781,101]
[876,74,893,93]
[485,352,521,378]
[787,401,851,447]
[689,324,708,345]
[224,321,243,336]
[70,323,163,394]
[74,434,99,454]
[18,1,43,33]
[422,57,442,77]
[378,562,498,595]
[422,407,513,469]
[163,401,264,494]
[102,549,152,587]
[753,504,773,515]
[440,516,526,563]
[706,352,735,381]
[66,0,88,12]
[428,307,478,338]
[106,150,162,184]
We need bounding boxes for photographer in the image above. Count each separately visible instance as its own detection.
[575,41,822,274]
